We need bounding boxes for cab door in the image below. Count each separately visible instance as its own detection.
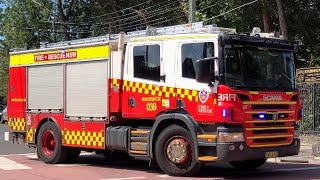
[175,39,219,122]
[122,41,164,119]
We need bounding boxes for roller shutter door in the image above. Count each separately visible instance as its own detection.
[27,64,63,110]
[66,60,108,118]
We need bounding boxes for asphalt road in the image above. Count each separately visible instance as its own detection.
[0,152,320,180]
[1,123,320,179]
[0,124,36,155]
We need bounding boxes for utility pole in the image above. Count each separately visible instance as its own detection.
[188,0,196,23]
[51,15,56,42]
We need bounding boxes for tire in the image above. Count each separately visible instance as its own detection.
[36,121,68,164]
[155,125,201,177]
[229,159,267,170]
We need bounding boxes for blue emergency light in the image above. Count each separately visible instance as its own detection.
[223,109,227,117]
[258,114,266,119]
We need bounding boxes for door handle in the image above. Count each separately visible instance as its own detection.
[160,74,166,82]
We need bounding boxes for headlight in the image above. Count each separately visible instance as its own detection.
[218,132,245,143]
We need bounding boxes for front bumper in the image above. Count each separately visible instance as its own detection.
[217,138,300,162]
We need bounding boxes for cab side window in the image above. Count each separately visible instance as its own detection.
[133,44,160,81]
[181,42,214,79]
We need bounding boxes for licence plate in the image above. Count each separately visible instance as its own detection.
[265,151,278,158]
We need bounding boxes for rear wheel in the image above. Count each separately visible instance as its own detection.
[229,159,267,170]
[155,125,201,176]
[37,121,68,164]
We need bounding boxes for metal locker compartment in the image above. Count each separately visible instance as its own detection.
[27,64,63,110]
[66,60,108,118]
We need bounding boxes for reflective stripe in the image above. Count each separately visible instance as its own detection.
[121,79,199,102]
[243,101,296,105]
[8,118,26,131]
[246,126,294,130]
[63,130,104,147]
[10,45,109,66]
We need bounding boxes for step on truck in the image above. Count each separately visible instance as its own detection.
[8,22,301,176]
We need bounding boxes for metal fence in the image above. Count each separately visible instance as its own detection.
[296,83,320,134]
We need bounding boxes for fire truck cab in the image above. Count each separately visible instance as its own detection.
[8,22,301,176]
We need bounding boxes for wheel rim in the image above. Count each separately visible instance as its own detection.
[165,136,191,165]
[41,130,56,156]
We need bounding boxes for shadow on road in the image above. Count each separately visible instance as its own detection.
[28,153,320,179]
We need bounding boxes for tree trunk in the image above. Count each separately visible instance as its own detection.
[261,0,271,32]
[275,0,288,39]
[57,0,75,41]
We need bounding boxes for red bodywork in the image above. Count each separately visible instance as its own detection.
[8,67,26,132]
[9,67,300,149]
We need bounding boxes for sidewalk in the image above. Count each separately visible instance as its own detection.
[267,142,320,164]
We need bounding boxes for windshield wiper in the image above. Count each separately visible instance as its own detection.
[281,73,294,84]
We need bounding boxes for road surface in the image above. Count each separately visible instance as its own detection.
[1,124,320,180]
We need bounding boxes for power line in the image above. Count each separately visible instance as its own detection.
[93,2,182,33]
[198,2,220,11]
[149,15,186,27]
[69,0,172,24]
[204,0,259,22]
[97,4,181,30]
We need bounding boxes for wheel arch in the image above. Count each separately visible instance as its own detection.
[149,113,202,162]
[35,117,61,145]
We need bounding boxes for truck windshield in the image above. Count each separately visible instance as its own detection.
[224,48,295,90]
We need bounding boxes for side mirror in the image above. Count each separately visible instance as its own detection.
[195,57,218,84]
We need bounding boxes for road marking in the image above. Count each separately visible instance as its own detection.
[0,157,31,170]
[0,153,36,157]
[158,175,170,178]
[25,154,38,159]
[100,177,146,180]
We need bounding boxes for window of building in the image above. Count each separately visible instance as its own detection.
[181,42,214,79]
[133,44,160,81]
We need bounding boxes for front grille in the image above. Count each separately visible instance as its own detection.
[252,113,289,120]
[253,122,285,127]
[253,137,287,143]
[252,129,288,134]
[244,100,296,148]
[252,104,289,109]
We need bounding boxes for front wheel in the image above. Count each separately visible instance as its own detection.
[155,125,201,176]
[229,159,267,170]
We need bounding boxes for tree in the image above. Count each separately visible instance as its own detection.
[261,0,271,32]
[275,0,288,39]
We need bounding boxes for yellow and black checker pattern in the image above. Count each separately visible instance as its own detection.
[112,79,120,88]
[63,130,104,147]
[176,88,198,101]
[26,128,35,142]
[8,118,26,131]
[121,80,198,102]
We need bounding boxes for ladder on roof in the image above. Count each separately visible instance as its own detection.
[41,22,236,48]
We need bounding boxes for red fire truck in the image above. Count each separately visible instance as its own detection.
[8,22,301,176]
